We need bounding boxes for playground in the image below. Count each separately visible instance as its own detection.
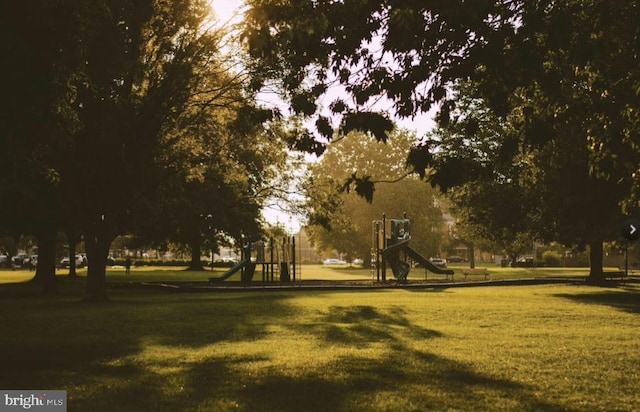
[121,215,632,292]
[211,216,456,286]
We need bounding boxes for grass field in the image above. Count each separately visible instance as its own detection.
[0,267,638,411]
[0,262,603,285]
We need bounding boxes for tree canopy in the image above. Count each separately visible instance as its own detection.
[245,1,639,197]
[0,0,288,298]
[304,130,443,264]
[427,80,630,276]
[245,0,640,281]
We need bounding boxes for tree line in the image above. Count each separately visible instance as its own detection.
[0,0,291,300]
[4,0,640,296]
[244,0,640,282]
[303,130,444,265]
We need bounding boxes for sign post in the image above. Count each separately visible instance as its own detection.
[621,219,640,276]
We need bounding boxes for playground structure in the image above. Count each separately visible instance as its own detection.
[372,214,454,282]
[208,214,451,284]
[209,236,298,283]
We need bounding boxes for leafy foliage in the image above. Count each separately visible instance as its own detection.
[438,81,629,276]
[244,0,521,169]
[245,0,640,201]
[304,130,443,263]
[0,0,291,296]
[245,0,640,280]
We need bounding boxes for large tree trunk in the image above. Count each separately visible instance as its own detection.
[509,254,517,267]
[188,232,204,271]
[31,227,58,295]
[587,240,605,285]
[83,230,113,302]
[67,230,80,277]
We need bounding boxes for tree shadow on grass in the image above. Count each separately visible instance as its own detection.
[553,288,640,314]
[234,350,571,412]
[0,291,298,390]
[0,289,576,411]
[247,304,574,412]
[64,346,571,411]
[313,305,442,346]
[0,281,37,298]
[66,349,574,412]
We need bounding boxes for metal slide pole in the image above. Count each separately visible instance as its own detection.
[382,213,386,282]
[374,221,380,282]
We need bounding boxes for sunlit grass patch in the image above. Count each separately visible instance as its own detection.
[0,262,614,286]
[0,279,639,411]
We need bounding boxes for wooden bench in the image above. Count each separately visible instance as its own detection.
[462,268,489,280]
[604,271,626,280]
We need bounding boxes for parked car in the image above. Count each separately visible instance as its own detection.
[510,257,544,268]
[11,253,29,267]
[59,255,86,268]
[447,255,464,263]
[429,257,448,268]
[352,258,364,265]
[323,258,347,265]
[209,257,238,267]
[0,255,7,267]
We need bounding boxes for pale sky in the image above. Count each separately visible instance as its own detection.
[207,0,437,233]
[210,0,436,136]
[210,0,245,25]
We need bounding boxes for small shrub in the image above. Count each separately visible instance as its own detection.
[542,250,563,267]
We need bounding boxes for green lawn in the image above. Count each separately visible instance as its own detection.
[0,263,614,285]
[0,269,638,411]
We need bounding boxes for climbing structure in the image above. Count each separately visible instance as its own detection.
[372,214,453,282]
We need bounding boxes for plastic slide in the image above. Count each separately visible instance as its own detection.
[382,237,454,280]
[403,246,454,275]
[209,258,255,282]
[382,237,412,280]
[388,255,411,281]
